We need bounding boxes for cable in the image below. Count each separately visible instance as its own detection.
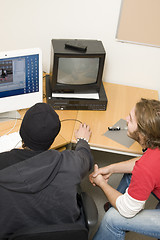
[0,118,82,139]
[60,119,82,124]
[0,118,81,123]
[5,115,18,135]
[14,139,22,149]
[58,119,82,142]
[0,111,22,136]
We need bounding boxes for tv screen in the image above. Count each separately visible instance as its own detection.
[57,58,99,85]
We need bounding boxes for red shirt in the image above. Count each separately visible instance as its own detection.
[128,148,160,201]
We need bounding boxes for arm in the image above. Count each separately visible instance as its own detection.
[95,172,145,217]
[107,157,140,174]
[89,157,140,208]
[90,164,122,209]
[73,123,93,176]
[89,157,139,186]
[90,163,145,218]
[99,180,122,210]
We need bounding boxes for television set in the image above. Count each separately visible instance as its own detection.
[46,39,108,110]
[0,48,43,121]
[50,39,106,94]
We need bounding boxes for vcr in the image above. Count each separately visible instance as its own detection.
[45,75,108,111]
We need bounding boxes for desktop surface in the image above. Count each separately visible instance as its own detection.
[72,82,159,156]
[0,80,158,156]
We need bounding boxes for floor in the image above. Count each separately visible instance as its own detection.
[80,149,158,240]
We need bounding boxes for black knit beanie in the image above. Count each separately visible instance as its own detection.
[20,103,61,151]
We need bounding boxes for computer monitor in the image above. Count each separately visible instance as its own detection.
[0,48,43,121]
[50,39,106,94]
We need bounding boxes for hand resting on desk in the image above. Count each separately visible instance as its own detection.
[75,123,92,143]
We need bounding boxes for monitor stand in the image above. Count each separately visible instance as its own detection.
[0,111,21,122]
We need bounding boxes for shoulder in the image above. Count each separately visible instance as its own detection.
[135,148,160,167]
[0,149,39,170]
[129,148,160,200]
[143,148,160,158]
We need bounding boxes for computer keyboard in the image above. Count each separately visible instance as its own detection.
[0,132,22,153]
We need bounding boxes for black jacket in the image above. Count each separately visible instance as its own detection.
[0,139,93,239]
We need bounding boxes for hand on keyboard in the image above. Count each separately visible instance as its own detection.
[0,132,22,153]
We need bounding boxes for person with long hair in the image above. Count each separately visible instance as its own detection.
[90,98,160,240]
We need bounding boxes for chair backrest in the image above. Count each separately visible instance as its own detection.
[9,224,88,240]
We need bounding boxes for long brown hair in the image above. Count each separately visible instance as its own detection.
[135,98,160,149]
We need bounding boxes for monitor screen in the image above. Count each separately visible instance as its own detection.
[57,58,99,85]
[0,48,42,116]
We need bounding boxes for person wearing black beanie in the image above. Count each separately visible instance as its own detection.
[0,102,93,239]
[20,102,61,151]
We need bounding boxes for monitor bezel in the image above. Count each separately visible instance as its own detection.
[50,53,105,93]
[0,48,43,114]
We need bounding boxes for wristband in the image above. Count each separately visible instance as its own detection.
[76,137,88,143]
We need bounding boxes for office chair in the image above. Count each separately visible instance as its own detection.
[9,192,98,240]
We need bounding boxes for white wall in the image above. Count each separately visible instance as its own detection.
[1,0,160,97]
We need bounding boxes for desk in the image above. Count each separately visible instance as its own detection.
[0,82,158,156]
[71,82,158,156]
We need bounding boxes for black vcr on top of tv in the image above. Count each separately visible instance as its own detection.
[45,75,108,111]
